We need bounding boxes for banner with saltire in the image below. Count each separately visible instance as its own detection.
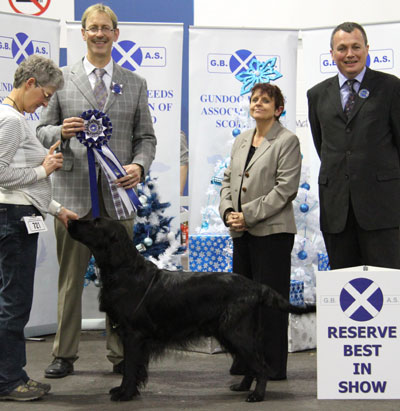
[66,21,183,230]
[188,26,298,232]
[0,11,61,335]
[302,22,400,193]
[0,11,60,127]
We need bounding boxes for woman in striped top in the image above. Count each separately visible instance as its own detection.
[0,55,78,402]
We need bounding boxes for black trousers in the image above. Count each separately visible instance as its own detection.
[232,232,294,379]
[323,203,400,270]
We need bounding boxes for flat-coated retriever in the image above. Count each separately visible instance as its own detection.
[68,217,315,402]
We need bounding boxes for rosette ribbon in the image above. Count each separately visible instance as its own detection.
[77,109,141,218]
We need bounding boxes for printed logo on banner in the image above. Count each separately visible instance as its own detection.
[9,0,51,16]
[201,48,285,134]
[320,49,394,74]
[112,40,166,72]
[0,32,50,64]
[207,48,282,96]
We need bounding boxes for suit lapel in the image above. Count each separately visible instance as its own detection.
[326,75,347,122]
[236,129,254,174]
[245,124,280,170]
[347,67,375,122]
[104,62,125,112]
[70,59,98,109]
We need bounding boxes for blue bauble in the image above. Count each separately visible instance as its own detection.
[301,182,310,190]
[297,250,308,260]
[300,203,309,213]
[232,128,241,137]
[143,237,153,247]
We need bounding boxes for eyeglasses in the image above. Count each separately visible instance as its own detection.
[36,83,52,102]
[85,26,115,35]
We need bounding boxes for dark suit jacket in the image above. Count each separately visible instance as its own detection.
[307,67,400,233]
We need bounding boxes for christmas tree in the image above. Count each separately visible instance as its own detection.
[134,174,186,269]
[291,165,329,303]
[85,173,185,285]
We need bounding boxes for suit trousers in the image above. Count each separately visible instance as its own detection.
[323,202,400,270]
[52,183,134,364]
[232,232,294,379]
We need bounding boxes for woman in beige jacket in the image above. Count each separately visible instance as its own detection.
[219,83,301,381]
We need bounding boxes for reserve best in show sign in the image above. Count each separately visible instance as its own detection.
[317,266,400,399]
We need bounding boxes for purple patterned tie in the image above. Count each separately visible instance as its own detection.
[93,68,107,110]
[344,79,356,119]
[93,69,125,218]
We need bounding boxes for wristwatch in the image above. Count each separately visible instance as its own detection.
[54,205,63,217]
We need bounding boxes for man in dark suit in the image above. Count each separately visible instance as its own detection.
[307,22,400,270]
[37,4,156,378]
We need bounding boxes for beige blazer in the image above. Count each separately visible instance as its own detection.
[219,121,301,238]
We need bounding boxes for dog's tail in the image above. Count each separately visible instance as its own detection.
[261,284,316,315]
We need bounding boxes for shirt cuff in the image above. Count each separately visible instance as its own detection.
[34,165,47,180]
[48,200,62,216]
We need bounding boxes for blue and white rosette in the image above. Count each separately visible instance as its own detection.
[77,109,141,218]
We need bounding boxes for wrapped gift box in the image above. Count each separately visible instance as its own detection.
[290,280,304,306]
[288,312,316,352]
[318,252,330,271]
[189,234,233,272]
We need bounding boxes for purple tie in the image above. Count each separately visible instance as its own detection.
[344,79,356,119]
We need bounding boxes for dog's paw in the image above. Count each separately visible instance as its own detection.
[246,391,265,402]
[109,386,121,395]
[110,386,140,401]
[230,375,254,392]
[230,383,250,392]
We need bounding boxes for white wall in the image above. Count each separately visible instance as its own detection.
[194,0,399,29]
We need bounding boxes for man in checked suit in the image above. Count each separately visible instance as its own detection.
[307,22,400,270]
[37,4,156,378]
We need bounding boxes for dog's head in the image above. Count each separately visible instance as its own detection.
[68,217,135,266]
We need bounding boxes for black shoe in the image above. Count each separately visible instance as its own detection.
[112,361,124,374]
[44,358,74,379]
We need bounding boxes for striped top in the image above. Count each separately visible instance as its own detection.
[0,104,60,216]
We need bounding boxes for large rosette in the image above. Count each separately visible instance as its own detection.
[77,109,112,148]
[77,110,141,218]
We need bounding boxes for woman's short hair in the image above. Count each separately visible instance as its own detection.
[13,55,64,90]
[81,3,118,29]
[250,83,285,119]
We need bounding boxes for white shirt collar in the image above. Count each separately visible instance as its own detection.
[83,57,114,78]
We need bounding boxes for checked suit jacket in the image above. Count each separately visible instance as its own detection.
[37,58,156,219]
[307,67,400,233]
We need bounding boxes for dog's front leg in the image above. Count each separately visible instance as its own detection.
[246,377,267,402]
[230,374,254,392]
[110,331,147,401]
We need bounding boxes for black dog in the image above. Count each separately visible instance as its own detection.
[68,217,315,402]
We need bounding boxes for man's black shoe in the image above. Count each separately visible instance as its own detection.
[112,361,124,374]
[44,358,74,379]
